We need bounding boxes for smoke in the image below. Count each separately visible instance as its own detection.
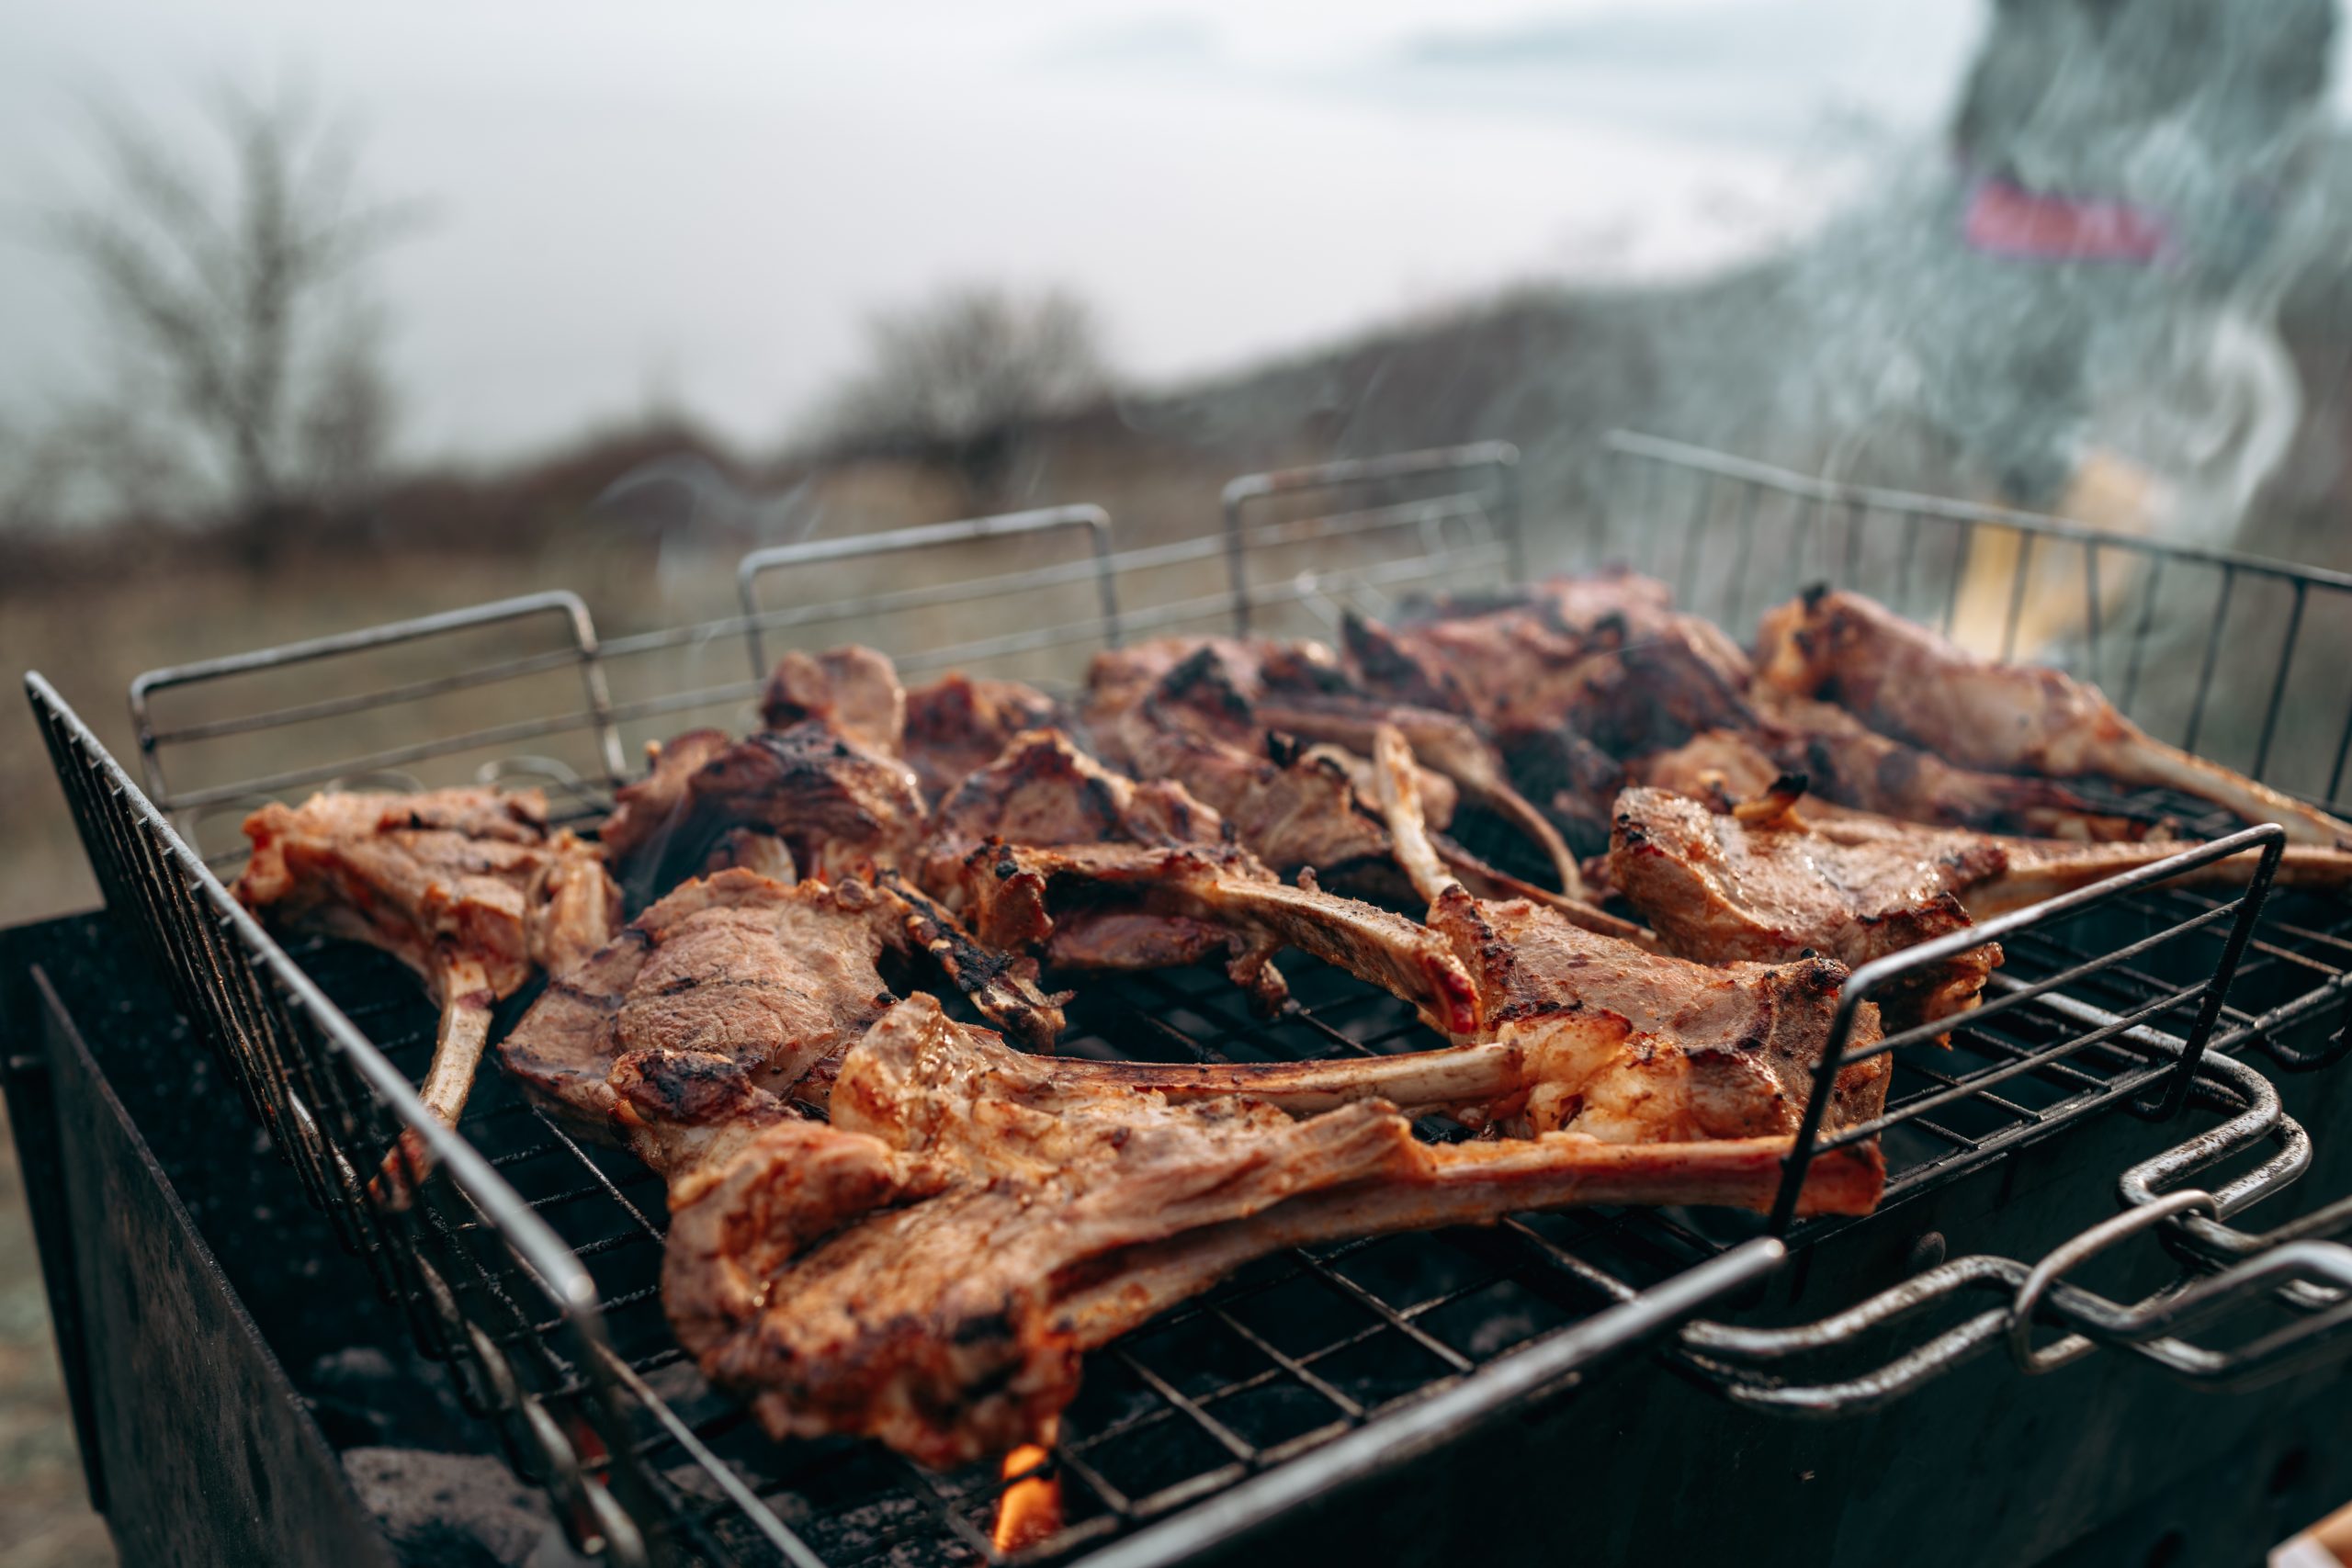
[1165,0,2343,593]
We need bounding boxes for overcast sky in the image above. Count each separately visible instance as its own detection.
[1,1,2026,459]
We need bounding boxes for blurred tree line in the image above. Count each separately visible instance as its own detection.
[0,78,1119,569]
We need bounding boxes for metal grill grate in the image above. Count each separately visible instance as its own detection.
[23,438,2352,1565]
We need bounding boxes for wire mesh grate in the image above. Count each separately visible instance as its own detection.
[262,820,2351,1568]
[28,436,2352,1564]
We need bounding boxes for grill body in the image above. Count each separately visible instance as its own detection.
[13,436,2352,1566]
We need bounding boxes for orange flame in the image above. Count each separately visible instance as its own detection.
[990,1442,1063,1553]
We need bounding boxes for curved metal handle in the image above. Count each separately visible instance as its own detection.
[1676,1049,2352,1413]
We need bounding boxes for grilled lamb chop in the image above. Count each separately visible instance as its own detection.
[600,729,803,905]
[498,867,1067,1167]
[236,787,621,1187]
[1349,578,2165,846]
[1090,640,1456,838]
[1091,641,1612,917]
[600,720,928,902]
[1340,570,1682,731]
[1092,636,1581,894]
[758,644,905,755]
[1364,730,1889,1138]
[936,837,1483,1032]
[1745,694,2168,841]
[902,672,1067,804]
[1105,709,1405,893]
[1608,781,2352,1036]
[1756,587,2352,847]
[916,728,1310,1008]
[662,991,1884,1467]
[1608,784,2002,1036]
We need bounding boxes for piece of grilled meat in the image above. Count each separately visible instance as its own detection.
[916,728,1317,1008]
[1341,570,1680,729]
[1368,729,1891,1141]
[902,672,1068,804]
[758,644,906,754]
[1756,587,2352,847]
[1608,784,2002,1037]
[1610,779,2352,1035]
[1089,637,1604,911]
[663,991,1884,1468]
[601,721,928,903]
[1349,574,2166,847]
[237,787,621,1187]
[498,867,1067,1168]
[1093,636,1581,894]
[1088,641,1430,891]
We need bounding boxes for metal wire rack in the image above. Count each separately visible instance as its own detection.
[24,438,2352,1565]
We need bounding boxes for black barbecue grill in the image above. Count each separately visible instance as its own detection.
[12,436,2352,1567]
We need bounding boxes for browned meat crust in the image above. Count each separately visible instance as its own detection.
[1608,785,2004,1038]
[902,672,1067,804]
[237,786,621,1179]
[601,721,928,904]
[498,868,1066,1168]
[662,993,1883,1467]
[758,645,906,755]
[1755,587,2352,847]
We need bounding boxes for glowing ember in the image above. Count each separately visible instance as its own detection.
[990,1441,1063,1553]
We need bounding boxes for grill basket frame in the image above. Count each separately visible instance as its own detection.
[20,435,2352,1566]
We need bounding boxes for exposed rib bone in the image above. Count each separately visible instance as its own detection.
[1756,587,2352,848]
[662,995,1882,1466]
[1254,699,1586,897]
[1056,1133,1883,1346]
[235,787,621,1198]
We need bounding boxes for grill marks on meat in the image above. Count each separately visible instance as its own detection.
[1608,785,2003,1038]
[662,991,1883,1467]
[498,868,1065,1170]
[236,787,621,1185]
[1756,587,2352,848]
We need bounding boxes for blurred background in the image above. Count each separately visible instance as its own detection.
[7,2,2352,1560]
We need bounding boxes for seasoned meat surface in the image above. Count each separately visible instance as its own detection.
[758,645,906,755]
[1608,785,2003,1037]
[663,992,1884,1466]
[499,868,1065,1168]
[237,786,621,1170]
[902,673,1067,804]
[1370,727,1890,1139]
[239,786,614,995]
[1755,588,2352,846]
[601,721,928,905]
[933,835,1481,1031]
[664,993,1425,1466]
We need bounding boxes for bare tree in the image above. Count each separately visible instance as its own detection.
[820,285,1110,506]
[49,83,414,558]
